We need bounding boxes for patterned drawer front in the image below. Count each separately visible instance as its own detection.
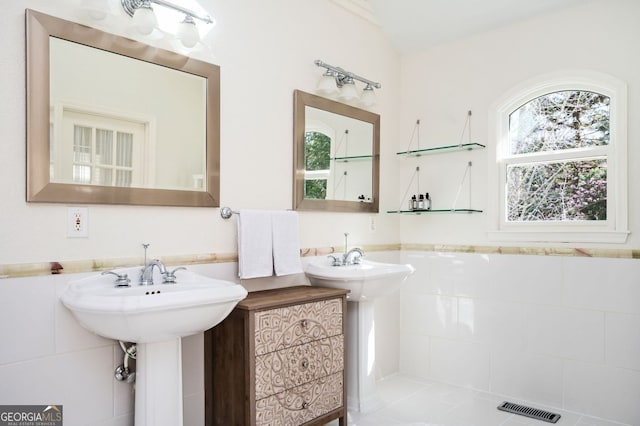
[255,298,343,356]
[255,335,344,400]
[255,371,343,426]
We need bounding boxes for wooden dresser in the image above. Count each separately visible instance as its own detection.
[205,285,348,426]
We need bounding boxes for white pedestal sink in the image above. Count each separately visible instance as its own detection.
[60,267,247,426]
[305,258,414,413]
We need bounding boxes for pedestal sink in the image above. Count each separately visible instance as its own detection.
[60,266,247,426]
[305,257,414,413]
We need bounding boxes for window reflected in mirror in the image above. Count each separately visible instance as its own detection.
[26,9,220,207]
[293,90,379,213]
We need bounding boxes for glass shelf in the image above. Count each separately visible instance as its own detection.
[331,155,373,162]
[397,142,486,157]
[387,208,483,214]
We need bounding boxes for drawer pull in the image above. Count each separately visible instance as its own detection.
[300,319,309,329]
[301,359,309,369]
[301,402,310,409]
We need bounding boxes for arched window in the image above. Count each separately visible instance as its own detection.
[488,71,628,243]
[304,120,335,200]
[304,130,331,199]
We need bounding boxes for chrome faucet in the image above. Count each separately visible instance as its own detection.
[344,247,364,265]
[140,259,167,285]
[328,247,365,266]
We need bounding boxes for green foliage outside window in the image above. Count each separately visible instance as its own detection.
[304,131,331,199]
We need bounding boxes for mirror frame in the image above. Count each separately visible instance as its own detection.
[293,90,380,213]
[26,9,220,207]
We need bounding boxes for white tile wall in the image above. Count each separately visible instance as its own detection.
[605,312,640,370]
[564,361,640,425]
[0,275,57,364]
[2,252,638,425]
[398,251,640,425]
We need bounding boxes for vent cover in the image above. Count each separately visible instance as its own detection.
[497,401,561,423]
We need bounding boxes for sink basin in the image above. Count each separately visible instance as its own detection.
[305,258,414,301]
[61,266,247,343]
[61,266,247,426]
[305,257,414,413]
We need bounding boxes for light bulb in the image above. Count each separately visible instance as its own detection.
[132,4,157,35]
[338,78,359,103]
[177,15,200,48]
[360,85,376,107]
[316,70,338,96]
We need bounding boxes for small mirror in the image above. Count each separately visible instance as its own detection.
[293,90,379,213]
[26,9,220,207]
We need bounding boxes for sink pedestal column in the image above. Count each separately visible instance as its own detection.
[135,338,184,426]
[346,300,383,414]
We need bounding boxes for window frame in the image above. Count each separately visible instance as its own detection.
[488,70,629,244]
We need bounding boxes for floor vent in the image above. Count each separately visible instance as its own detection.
[497,401,561,423]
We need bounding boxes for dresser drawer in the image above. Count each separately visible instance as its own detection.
[255,334,344,400]
[255,371,343,426]
[254,298,343,356]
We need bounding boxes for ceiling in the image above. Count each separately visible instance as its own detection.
[337,0,595,53]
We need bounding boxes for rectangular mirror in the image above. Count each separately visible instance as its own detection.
[293,90,380,213]
[26,9,220,207]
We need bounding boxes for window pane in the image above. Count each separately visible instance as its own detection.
[93,167,113,186]
[507,159,607,222]
[96,129,113,165]
[72,164,91,184]
[304,131,331,171]
[73,125,92,163]
[509,91,610,155]
[304,179,327,199]
[116,170,132,187]
[116,132,133,167]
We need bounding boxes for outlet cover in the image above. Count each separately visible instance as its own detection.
[67,207,89,238]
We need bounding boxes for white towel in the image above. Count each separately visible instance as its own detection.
[271,211,304,276]
[237,209,273,279]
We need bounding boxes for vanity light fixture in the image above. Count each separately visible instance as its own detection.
[120,0,214,47]
[314,59,381,107]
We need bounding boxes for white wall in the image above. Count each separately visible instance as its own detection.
[1,0,401,266]
[396,0,640,248]
[394,2,640,424]
[0,1,400,425]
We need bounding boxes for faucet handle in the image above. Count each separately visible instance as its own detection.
[162,267,186,284]
[101,270,131,287]
[327,255,343,266]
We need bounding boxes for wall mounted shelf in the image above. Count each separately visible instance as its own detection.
[396,142,485,157]
[392,111,484,215]
[331,155,373,162]
[387,208,483,214]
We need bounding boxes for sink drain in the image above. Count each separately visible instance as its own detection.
[498,401,561,423]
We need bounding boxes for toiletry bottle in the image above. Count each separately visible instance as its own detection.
[411,195,417,210]
[417,194,425,210]
[425,192,431,210]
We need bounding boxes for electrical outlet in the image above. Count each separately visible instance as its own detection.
[67,207,89,238]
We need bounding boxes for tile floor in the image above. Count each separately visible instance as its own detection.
[328,374,628,426]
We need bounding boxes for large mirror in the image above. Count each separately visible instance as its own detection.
[293,90,379,213]
[26,9,220,206]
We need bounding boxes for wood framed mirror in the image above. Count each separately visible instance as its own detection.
[26,9,220,207]
[293,90,380,213]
